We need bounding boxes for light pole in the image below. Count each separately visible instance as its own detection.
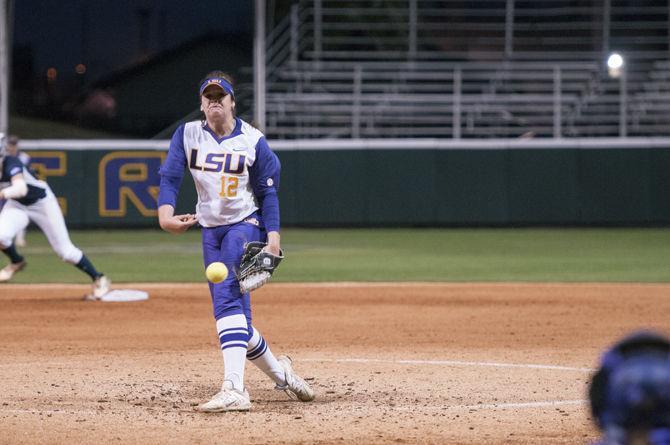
[254,0,266,131]
[0,0,8,135]
[607,52,626,137]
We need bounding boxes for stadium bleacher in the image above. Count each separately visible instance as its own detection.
[260,0,670,139]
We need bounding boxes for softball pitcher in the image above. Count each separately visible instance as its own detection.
[158,71,314,412]
[0,133,111,299]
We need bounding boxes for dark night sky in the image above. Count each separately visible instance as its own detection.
[12,0,253,83]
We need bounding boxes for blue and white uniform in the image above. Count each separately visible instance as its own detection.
[0,156,46,204]
[0,151,34,209]
[0,156,84,264]
[158,77,314,407]
[158,117,281,321]
[159,116,285,395]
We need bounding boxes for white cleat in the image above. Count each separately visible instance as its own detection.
[197,380,251,412]
[276,355,315,402]
[84,275,111,301]
[0,261,26,282]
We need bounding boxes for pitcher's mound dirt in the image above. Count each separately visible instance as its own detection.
[2,282,669,444]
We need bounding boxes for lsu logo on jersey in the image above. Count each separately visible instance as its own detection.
[189,148,245,174]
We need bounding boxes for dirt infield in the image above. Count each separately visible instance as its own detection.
[1,282,669,444]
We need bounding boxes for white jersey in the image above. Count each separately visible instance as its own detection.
[181,119,262,227]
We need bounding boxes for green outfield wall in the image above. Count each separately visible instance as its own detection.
[21,140,670,227]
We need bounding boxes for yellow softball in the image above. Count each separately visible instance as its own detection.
[205,262,228,283]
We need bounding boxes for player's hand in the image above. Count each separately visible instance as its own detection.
[264,231,281,256]
[161,213,198,234]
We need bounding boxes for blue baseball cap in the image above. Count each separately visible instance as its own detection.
[199,77,234,98]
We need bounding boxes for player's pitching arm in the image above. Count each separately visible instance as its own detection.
[158,204,198,234]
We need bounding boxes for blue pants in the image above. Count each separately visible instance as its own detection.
[201,216,265,323]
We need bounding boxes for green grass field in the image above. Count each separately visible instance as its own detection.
[4,228,669,283]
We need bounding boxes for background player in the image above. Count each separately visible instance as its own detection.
[2,135,29,246]
[5,135,30,167]
[157,71,314,412]
[0,133,111,299]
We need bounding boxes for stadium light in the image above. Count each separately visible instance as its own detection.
[607,52,624,78]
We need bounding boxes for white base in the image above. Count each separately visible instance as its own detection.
[98,289,149,302]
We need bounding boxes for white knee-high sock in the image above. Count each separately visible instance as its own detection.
[246,326,286,386]
[216,314,249,391]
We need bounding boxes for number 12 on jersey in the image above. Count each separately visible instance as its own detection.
[219,175,239,198]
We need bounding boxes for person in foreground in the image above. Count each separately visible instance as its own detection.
[157,71,314,412]
[0,133,110,299]
[589,330,670,445]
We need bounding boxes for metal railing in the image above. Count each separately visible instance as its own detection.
[258,0,670,139]
[265,61,605,138]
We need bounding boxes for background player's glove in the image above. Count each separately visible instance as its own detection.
[238,241,284,293]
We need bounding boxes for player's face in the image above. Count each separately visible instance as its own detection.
[201,86,235,122]
[5,143,17,156]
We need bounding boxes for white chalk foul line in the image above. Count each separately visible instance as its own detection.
[393,399,587,411]
[302,357,594,373]
[301,357,590,412]
[1,400,588,415]
[1,408,99,415]
[0,358,591,416]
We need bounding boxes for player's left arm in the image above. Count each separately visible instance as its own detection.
[0,158,28,200]
[249,137,281,256]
